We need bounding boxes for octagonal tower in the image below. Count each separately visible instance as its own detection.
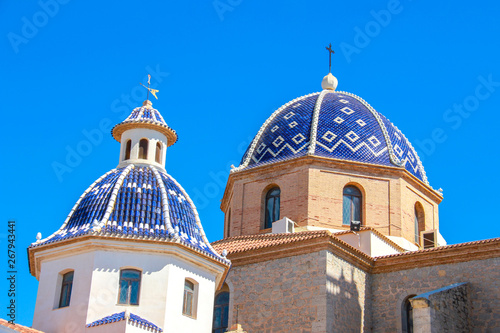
[221,72,444,250]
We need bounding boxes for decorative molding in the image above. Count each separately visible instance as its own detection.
[35,169,118,246]
[214,231,500,275]
[161,171,228,263]
[99,165,134,230]
[307,90,329,154]
[233,92,320,172]
[151,167,177,237]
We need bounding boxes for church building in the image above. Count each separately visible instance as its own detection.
[4,58,499,332]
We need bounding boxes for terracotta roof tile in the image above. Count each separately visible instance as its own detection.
[0,319,44,333]
[374,237,500,259]
[212,227,405,257]
[212,230,330,254]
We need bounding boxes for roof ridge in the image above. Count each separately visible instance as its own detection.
[212,229,330,244]
[307,90,329,154]
[99,164,134,230]
[374,237,500,259]
[233,92,321,172]
[376,111,429,185]
[340,91,403,168]
[86,311,163,332]
[33,168,121,246]
[151,167,177,237]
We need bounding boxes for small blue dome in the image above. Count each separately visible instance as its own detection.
[236,90,428,184]
[112,100,178,146]
[31,165,223,261]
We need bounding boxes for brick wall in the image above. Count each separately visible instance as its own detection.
[224,158,441,246]
[228,164,310,236]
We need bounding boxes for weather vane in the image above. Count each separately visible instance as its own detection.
[325,43,335,73]
[140,74,159,100]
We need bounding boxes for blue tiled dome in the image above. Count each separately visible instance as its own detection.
[236,90,428,184]
[112,101,178,146]
[31,165,224,261]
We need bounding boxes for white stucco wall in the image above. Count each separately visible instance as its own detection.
[31,239,227,333]
[33,251,95,333]
[335,230,400,257]
[117,128,168,169]
[387,235,420,251]
[369,233,400,257]
[87,248,218,333]
[162,257,218,332]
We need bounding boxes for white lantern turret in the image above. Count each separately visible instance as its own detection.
[112,99,178,170]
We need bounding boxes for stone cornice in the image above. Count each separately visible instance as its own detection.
[217,234,500,275]
[371,237,500,274]
[217,231,374,272]
[29,235,230,289]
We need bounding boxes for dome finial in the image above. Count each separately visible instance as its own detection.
[326,43,335,74]
[322,73,338,91]
[322,44,338,91]
[140,74,159,102]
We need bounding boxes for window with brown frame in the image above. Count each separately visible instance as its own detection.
[183,279,196,317]
[118,269,141,305]
[59,271,74,308]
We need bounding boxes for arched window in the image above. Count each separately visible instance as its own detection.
[213,291,229,333]
[138,139,148,159]
[124,140,131,160]
[155,142,162,163]
[118,269,141,305]
[264,187,280,229]
[343,186,362,226]
[402,295,415,333]
[414,202,425,245]
[183,279,197,317]
[58,271,74,308]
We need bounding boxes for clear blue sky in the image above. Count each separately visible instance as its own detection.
[1,0,499,327]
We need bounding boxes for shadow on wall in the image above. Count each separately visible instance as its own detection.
[326,266,364,333]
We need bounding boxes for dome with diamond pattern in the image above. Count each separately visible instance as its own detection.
[235,74,428,184]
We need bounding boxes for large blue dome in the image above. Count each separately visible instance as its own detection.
[31,165,224,261]
[236,89,428,184]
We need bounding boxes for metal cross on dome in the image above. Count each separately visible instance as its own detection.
[326,43,335,73]
[140,74,159,100]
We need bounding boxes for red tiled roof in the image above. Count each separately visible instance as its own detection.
[212,231,500,270]
[212,227,406,256]
[212,230,330,254]
[0,319,44,333]
[374,237,500,260]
